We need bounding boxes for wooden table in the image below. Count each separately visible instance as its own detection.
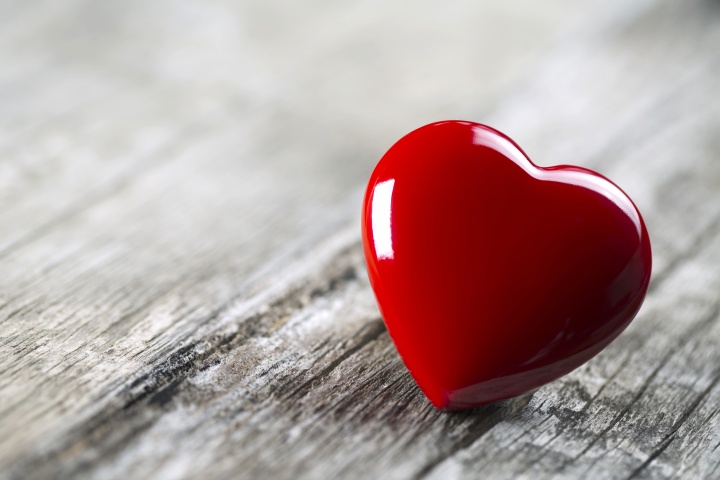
[2,0,719,478]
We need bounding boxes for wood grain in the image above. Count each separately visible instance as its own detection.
[1,0,719,478]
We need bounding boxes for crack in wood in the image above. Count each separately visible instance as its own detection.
[512,353,635,477]
[626,435,675,480]
[557,306,720,474]
[122,260,362,410]
[284,319,387,401]
[626,370,720,479]
[413,392,536,479]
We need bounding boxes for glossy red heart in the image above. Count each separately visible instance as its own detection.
[361,121,652,410]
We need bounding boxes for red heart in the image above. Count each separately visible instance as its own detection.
[361,121,652,410]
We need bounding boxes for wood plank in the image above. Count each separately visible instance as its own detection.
[2,0,720,478]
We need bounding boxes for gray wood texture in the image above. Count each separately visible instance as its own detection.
[1,0,719,478]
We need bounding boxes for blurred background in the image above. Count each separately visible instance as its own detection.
[1,0,718,239]
[2,0,718,261]
[2,0,720,477]
[2,0,718,289]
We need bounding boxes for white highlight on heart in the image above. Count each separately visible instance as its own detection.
[371,179,395,260]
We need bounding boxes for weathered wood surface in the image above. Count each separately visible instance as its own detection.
[1,0,719,478]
